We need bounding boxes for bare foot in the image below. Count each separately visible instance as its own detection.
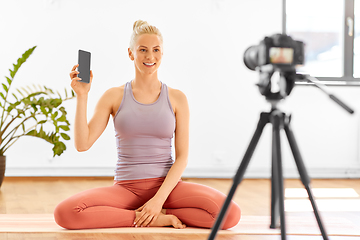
[150,212,186,229]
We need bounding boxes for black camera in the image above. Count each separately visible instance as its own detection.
[243,34,305,101]
[244,34,305,71]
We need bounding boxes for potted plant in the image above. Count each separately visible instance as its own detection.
[0,46,76,187]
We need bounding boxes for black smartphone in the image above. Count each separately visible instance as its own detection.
[78,50,91,83]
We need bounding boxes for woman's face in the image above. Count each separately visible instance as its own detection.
[129,34,163,76]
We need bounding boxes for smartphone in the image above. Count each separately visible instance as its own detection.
[78,50,91,83]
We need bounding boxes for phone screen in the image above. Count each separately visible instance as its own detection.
[78,50,91,83]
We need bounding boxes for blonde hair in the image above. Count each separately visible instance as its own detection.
[129,20,163,50]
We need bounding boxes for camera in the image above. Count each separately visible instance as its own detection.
[243,34,305,71]
[243,34,305,101]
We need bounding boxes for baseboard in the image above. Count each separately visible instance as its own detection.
[5,167,115,177]
[183,167,360,178]
[4,166,360,178]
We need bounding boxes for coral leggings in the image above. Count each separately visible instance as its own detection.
[54,177,241,230]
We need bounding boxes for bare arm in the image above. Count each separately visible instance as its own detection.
[70,64,115,151]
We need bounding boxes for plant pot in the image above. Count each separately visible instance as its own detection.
[0,155,5,188]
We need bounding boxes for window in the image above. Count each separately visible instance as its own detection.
[286,0,360,82]
[354,0,360,77]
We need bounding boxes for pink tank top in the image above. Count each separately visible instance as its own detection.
[113,81,176,181]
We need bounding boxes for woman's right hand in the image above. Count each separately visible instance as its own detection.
[70,64,93,96]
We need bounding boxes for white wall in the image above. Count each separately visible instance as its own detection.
[1,0,359,178]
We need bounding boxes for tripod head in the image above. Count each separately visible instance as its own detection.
[255,64,295,101]
[255,64,355,114]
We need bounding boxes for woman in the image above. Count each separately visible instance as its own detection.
[54,20,240,230]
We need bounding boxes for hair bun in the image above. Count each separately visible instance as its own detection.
[133,20,149,31]
[129,20,163,50]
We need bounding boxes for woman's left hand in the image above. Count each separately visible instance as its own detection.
[134,197,164,227]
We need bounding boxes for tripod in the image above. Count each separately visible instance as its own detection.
[208,102,329,240]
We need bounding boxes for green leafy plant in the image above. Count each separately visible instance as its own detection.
[0,46,76,157]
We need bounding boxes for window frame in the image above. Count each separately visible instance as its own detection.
[284,0,360,86]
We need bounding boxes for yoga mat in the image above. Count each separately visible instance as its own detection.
[0,214,358,236]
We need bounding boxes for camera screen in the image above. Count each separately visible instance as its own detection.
[269,47,294,64]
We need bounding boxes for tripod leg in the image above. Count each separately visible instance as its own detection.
[208,112,270,240]
[284,116,329,240]
[270,135,280,229]
[271,112,287,240]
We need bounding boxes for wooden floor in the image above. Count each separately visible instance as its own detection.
[0,177,359,240]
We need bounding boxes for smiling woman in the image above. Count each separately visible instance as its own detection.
[53,20,241,231]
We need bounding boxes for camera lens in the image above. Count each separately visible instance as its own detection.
[243,45,259,71]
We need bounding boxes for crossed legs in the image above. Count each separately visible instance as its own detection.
[54,178,241,230]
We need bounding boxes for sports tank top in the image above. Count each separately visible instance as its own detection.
[113,81,176,181]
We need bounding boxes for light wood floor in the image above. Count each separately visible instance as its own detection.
[0,177,359,240]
